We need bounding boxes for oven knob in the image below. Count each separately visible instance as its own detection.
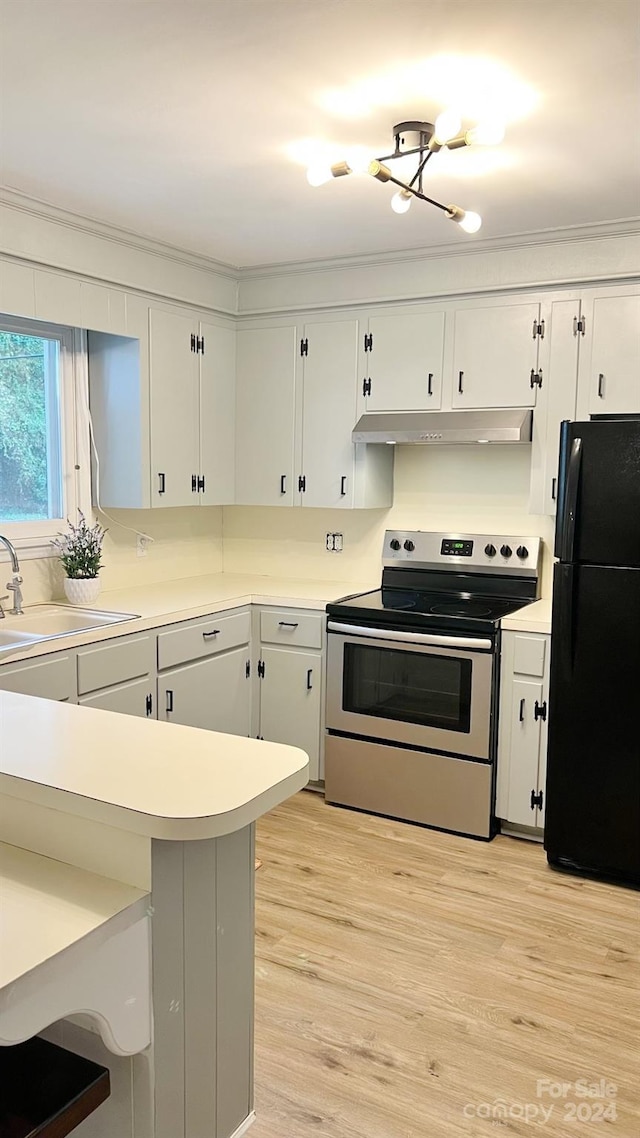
[389,539,401,551]
[484,543,497,558]
[500,544,513,558]
[516,545,529,560]
[404,540,415,552]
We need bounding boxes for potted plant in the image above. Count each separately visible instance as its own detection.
[53,512,106,606]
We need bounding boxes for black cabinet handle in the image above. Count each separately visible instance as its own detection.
[340,476,347,496]
[166,689,174,714]
[597,372,605,398]
[427,373,433,396]
[278,621,299,628]
[158,472,166,494]
[202,629,221,639]
[280,475,287,494]
[519,697,526,722]
[306,669,313,691]
[551,477,557,501]
[458,371,464,394]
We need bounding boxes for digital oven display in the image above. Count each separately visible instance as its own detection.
[441,539,474,557]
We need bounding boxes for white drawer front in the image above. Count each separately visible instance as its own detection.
[513,634,547,677]
[77,634,155,695]
[260,609,323,650]
[0,654,75,701]
[158,610,250,671]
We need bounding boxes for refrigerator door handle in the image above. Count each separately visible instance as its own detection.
[559,436,582,562]
[556,562,576,680]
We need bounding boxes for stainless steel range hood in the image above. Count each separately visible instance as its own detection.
[352,409,533,445]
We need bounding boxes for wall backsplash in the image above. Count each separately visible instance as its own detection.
[12,507,223,604]
[222,445,556,595]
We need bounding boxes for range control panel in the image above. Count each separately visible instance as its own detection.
[384,531,542,577]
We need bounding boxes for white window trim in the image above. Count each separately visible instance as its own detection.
[0,316,92,563]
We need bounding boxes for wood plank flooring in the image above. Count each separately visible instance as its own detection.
[252,791,639,1138]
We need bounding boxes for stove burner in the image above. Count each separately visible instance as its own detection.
[430,602,493,618]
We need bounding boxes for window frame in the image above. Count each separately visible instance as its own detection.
[0,315,91,562]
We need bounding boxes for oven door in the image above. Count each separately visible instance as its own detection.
[326,622,494,760]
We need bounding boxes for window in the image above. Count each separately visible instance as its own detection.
[0,315,90,558]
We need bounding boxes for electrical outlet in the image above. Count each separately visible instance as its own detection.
[326,533,335,551]
[333,532,344,552]
[137,534,150,557]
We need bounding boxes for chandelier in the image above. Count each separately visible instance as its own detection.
[306,111,505,234]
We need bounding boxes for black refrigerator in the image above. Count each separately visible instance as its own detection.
[545,417,640,887]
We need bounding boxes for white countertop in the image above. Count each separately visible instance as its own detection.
[0,572,374,665]
[0,691,309,840]
[501,595,552,634]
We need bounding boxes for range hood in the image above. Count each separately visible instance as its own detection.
[352,409,533,445]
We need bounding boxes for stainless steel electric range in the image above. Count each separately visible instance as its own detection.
[325,530,541,839]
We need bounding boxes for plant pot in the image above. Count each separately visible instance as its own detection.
[63,577,101,606]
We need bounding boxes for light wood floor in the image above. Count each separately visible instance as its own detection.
[252,791,639,1138]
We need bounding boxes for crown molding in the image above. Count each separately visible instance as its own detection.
[240,217,640,279]
[0,185,240,280]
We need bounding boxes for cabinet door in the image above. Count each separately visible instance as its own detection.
[159,647,251,736]
[235,326,297,506]
[366,310,444,411]
[583,292,640,415]
[0,653,75,701]
[505,677,544,828]
[149,308,200,507]
[529,297,580,515]
[260,647,319,780]
[79,676,154,718]
[452,301,540,408]
[199,320,236,505]
[301,320,359,508]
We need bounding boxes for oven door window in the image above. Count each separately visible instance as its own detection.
[342,643,473,734]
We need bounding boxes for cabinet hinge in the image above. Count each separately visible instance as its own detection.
[530,368,543,389]
[192,474,198,493]
[190,333,196,352]
[530,789,544,811]
[145,693,153,717]
[197,475,205,493]
[298,475,306,492]
[534,699,547,722]
[300,337,308,357]
[195,335,205,354]
[363,377,372,397]
[573,315,586,336]
[532,319,545,340]
[364,332,373,352]
[257,659,265,679]
[246,659,251,679]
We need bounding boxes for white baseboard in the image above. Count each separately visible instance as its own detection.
[229,1112,256,1138]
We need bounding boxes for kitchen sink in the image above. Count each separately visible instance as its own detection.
[0,604,138,657]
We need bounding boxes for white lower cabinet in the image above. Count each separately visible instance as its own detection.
[159,647,251,735]
[79,675,155,718]
[256,608,324,781]
[497,631,550,831]
[0,652,76,701]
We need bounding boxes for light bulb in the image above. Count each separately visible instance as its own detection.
[434,109,461,144]
[447,205,482,234]
[466,120,505,146]
[391,190,412,214]
[345,148,373,176]
[306,164,332,187]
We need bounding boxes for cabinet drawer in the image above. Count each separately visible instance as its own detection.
[158,610,250,671]
[77,634,155,695]
[513,634,547,677]
[0,653,75,701]
[260,609,323,649]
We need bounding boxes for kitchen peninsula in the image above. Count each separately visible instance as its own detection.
[0,691,309,1137]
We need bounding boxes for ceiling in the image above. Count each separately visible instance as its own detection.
[0,0,638,268]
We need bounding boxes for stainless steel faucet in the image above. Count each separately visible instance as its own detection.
[0,535,24,615]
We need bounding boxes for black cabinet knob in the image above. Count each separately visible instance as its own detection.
[516,545,529,559]
[404,540,415,552]
[390,539,401,551]
[484,543,497,557]
[500,544,513,558]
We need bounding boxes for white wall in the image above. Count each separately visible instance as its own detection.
[222,445,556,593]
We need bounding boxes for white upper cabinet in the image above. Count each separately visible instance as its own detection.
[79,281,128,335]
[200,320,236,506]
[235,324,297,507]
[299,318,393,509]
[452,299,541,409]
[529,296,581,516]
[364,309,445,411]
[149,308,201,508]
[578,286,640,416]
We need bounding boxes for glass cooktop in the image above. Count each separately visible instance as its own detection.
[327,587,533,633]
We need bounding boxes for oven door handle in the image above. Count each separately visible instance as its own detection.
[327,621,492,651]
